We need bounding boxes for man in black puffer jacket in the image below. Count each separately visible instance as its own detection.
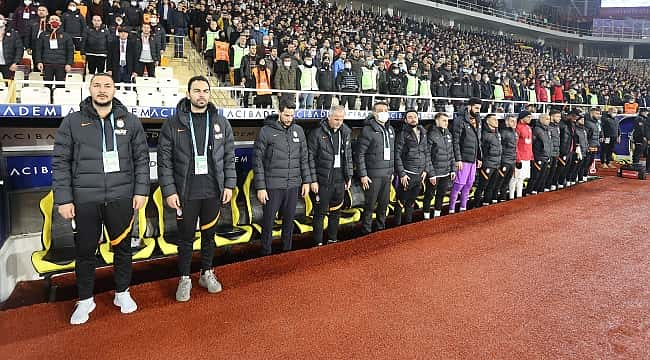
[52,73,149,325]
[307,105,353,246]
[474,114,501,207]
[158,76,236,302]
[450,97,483,213]
[557,109,579,188]
[570,115,590,184]
[546,110,562,190]
[528,114,553,194]
[34,15,74,90]
[254,97,311,255]
[423,112,455,219]
[600,107,620,169]
[82,15,111,74]
[583,108,601,179]
[0,17,24,79]
[495,115,518,201]
[394,109,431,226]
[62,1,87,50]
[356,101,395,235]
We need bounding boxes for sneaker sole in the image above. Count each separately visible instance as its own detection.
[70,302,96,325]
[199,280,223,294]
[113,299,138,314]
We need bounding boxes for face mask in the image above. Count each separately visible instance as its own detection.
[259,62,266,67]
[50,20,61,28]
[283,62,291,68]
[25,0,32,5]
[367,61,374,66]
[131,1,137,6]
[233,20,240,25]
[377,112,389,123]
[150,19,157,25]
[344,64,351,69]
[116,19,123,25]
[305,60,312,66]
[410,71,416,75]
[263,40,269,45]
[69,6,77,12]
[392,69,399,75]
[0,20,5,28]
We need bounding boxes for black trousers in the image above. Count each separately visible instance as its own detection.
[600,139,615,165]
[423,175,452,213]
[474,167,498,206]
[176,196,221,276]
[339,94,356,110]
[632,142,646,164]
[261,187,299,255]
[135,61,156,77]
[528,159,549,193]
[361,176,391,234]
[583,151,596,177]
[394,176,422,226]
[0,65,12,79]
[388,97,401,111]
[86,55,107,74]
[43,64,66,90]
[547,157,560,188]
[312,182,345,245]
[567,156,583,183]
[495,164,514,201]
[316,94,332,109]
[360,91,375,110]
[557,153,574,186]
[74,198,134,300]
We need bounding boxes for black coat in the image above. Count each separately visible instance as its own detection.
[481,127,502,169]
[33,30,74,65]
[307,120,353,184]
[427,126,455,177]
[0,29,24,65]
[559,119,575,156]
[452,112,482,163]
[52,98,149,205]
[157,99,236,201]
[532,124,552,162]
[584,114,601,148]
[479,81,493,99]
[62,10,87,38]
[133,34,162,63]
[253,115,312,190]
[316,67,334,92]
[394,125,431,178]
[500,127,517,166]
[355,116,395,178]
[601,113,620,139]
[548,122,561,157]
[574,124,589,154]
[107,37,137,82]
[82,27,111,55]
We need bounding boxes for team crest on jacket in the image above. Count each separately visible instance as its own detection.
[116,119,125,128]
[293,130,298,137]
[214,124,221,133]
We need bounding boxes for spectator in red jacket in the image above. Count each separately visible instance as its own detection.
[509,110,533,199]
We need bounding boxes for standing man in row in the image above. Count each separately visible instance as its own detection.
[509,111,532,199]
[600,107,620,169]
[422,112,455,219]
[528,114,552,194]
[557,109,579,188]
[546,110,562,191]
[356,102,394,235]
[52,73,150,325]
[158,75,236,302]
[583,108,602,179]
[473,114,501,207]
[34,14,74,89]
[449,97,482,213]
[495,115,517,201]
[254,97,311,256]
[308,105,353,246]
[394,109,430,226]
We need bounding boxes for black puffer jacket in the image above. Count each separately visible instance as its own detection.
[82,27,111,55]
[574,123,589,154]
[307,120,353,184]
[452,111,482,163]
[254,114,312,190]
[480,126,502,169]
[584,114,601,148]
[157,99,236,200]
[52,97,149,205]
[427,126,455,177]
[62,10,87,38]
[500,126,517,166]
[559,119,576,156]
[34,30,75,65]
[0,29,24,65]
[532,123,553,162]
[394,124,431,178]
[601,113,620,139]
[548,122,561,157]
[355,115,395,178]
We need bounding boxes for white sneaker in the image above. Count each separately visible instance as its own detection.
[113,289,137,314]
[491,200,498,204]
[199,270,223,294]
[433,210,441,217]
[558,184,564,189]
[531,191,538,195]
[70,297,96,325]
[448,209,455,214]
[423,212,430,220]
[544,188,550,192]
[550,185,557,191]
[459,208,466,212]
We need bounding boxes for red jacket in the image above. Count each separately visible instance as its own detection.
[515,121,534,161]
[551,85,564,103]
[535,84,549,102]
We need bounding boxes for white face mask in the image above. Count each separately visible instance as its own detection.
[283,62,291,68]
[131,1,137,6]
[69,6,77,12]
[0,20,5,27]
[305,60,312,66]
[24,0,32,5]
[150,19,157,25]
[344,64,351,69]
[377,112,389,123]
[263,40,269,45]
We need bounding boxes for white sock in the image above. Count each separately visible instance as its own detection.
[434,210,441,217]
[423,212,430,220]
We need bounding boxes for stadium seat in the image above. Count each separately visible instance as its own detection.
[214,187,254,247]
[114,90,138,106]
[158,77,180,96]
[20,87,50,104]
[81,82,90,100]
[65,73,84,89]
[27,71,44,87]
[291,192,314,234]
[53,88,82,105]
[134,76,158,92]
[242,170,283,238]
[138,91,164,106]
[162,93,184,107]
[0,88,9,103]
[31,191,76,276]
[155,66,174,79]
[152,187,201,255]
[98,197,156,264]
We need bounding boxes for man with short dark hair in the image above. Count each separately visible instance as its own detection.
[254,97,311,255]
[600,107,620,169]
[528,114,552,194]
[52,73,149,325]
[546,110,562,190]
[473,113,501,207]
[583,107,601,179]
[158,75,236,302]
[450,97,482,212]
[423,112,456,219]
[34,14,74,89]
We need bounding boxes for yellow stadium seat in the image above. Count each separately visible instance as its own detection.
[98,197,156,264]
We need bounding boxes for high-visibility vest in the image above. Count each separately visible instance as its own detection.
[361,67,378,91]
[589,94,599,105]
[251,67,272,95]
[493,85,504,100]
[214,41,230,62]
[419,79,432,97]
[232,44,246,69]
[406,74,418,96]
[527,88,536,104]
[624,102,639,114]
[298,65,318,91]
[204,31,218,51]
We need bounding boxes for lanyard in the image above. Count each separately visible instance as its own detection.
[378,123,389,149]
[100,114,117,152]
[189,113,210,157]
[329,129,341,155]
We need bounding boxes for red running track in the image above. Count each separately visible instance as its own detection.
[1,176,649,359]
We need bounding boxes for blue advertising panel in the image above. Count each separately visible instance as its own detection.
[6,155,52,190]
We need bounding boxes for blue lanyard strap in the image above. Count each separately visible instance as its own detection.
[100,113,117,152]
[189,112,210,156]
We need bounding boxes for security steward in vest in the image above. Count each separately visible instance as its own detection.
[394,109,430,225]
[158,75,236,302]
[254,97,312,255]
[307,105,353,246]
[356,101,395,235]
[52,73,149,325]
[631,107,648,165]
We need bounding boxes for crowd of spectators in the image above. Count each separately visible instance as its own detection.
[0,0,648,111]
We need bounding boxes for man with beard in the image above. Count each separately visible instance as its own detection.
[158,76,235,302]
[52,73,149,325]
